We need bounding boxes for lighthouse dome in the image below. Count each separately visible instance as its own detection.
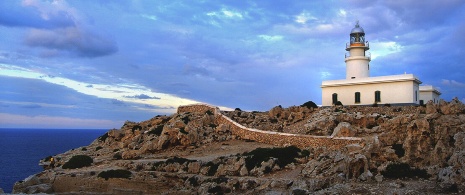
[351,21,364,34]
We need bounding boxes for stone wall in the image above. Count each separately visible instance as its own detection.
[178,104,362,149]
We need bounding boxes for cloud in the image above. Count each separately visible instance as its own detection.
[0,1,75,29]
[20,104,42,109]
[0,113,122,128]
[441,79,465,88]
[124,94,161,100]
[111,99,125,106]
[24,27,118,58]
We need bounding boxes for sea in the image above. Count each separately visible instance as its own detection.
[0,128,108,193]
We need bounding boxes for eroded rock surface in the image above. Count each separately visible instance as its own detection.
[13,98,465,194]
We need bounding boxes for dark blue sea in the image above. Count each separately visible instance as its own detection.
[0,128,108,193]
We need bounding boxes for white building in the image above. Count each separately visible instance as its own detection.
[321,21,441,106]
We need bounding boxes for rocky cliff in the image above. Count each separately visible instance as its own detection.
[12,98,465,194]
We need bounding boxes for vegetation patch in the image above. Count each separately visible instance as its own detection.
[381,162,429,179]
[43,156,53,161]
[95,146,103,151]
[148,125,164,136]
[206,162,220,176]
[301,101,318,109]
[208,186,223,194]
[62,155,93,169]
[300,149,311,157]
[179,127,188,134]
[132,125,142,132]
[181,116,190,124]
[205,110,214,115]
[188,176,199,187]
[243,146,301,171]
[98,169,132,180]
[113,153,122,160]
[392,144,405,158]
[98,132,109,142]
[166,156,196,164]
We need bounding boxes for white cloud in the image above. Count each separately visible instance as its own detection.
[207,8,243,20]
[0,63,200,109]
[338,9,347,17]
[141,14,157,21]
[258,35,283,41]
[441,79,465,87]
[295,11,317,24]
[370,41,403,59]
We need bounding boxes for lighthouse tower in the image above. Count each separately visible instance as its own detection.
[345,21,371,79]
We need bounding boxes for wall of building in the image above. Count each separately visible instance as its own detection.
[178,104,362,149]
[322,80,418,106]
[420,91,440,104]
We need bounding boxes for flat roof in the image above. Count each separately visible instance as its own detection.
[321,74,422,87]
[419,85,442,95]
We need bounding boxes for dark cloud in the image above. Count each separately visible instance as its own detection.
[383,0,465,28]
[0,2,75,29]
[111,99,125,106]
[124,94,161,100]
[24,28,118,58]
[183,64,210,77]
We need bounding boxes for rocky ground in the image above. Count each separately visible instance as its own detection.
[12,98,465,194]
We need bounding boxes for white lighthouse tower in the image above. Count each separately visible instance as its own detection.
[345,21,371,79]
[321,20,440,107]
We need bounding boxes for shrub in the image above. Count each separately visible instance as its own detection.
[335,101,343,106]
[384,103,391,107]
[206,162,220,176]
[181,116,190,124]
[293,189,308,195]
[301,101,318,109]
[148,125,164,136]
[95,146,103,151]
[81,147,87,151]
[98,132,109,142]
[208,186,223,194]
[98,169,132,180]
[188,176,199,187]
[132,125,142,132]
[205,110,214,115]
[243,146,301,171]
[300,150,310,157]
[234,108,242,111]
[113,153,122,160]
[179,127,188,134]
[43,156,53,161]
[372,102,378,107]
[166,156,196,164]
[381,163,429,179]
[392,144,405,158]
[62,155,93,169]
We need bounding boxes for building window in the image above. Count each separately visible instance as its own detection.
[375,91,381,102]
[415,91,418,101]
[332,93,338,105]
[355,92,361,103]
[420,100,424,105]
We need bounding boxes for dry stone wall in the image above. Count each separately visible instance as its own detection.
[178,104,362,149]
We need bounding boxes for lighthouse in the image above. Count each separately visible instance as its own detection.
[345,21,371,79]
[321,20,440,107]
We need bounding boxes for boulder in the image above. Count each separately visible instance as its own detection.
[331,122,356,137]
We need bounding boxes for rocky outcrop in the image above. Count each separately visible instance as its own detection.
[12,98,465,194]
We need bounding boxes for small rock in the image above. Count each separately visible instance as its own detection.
[375,174,383,183]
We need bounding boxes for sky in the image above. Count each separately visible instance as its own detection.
[1,0,465,129]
